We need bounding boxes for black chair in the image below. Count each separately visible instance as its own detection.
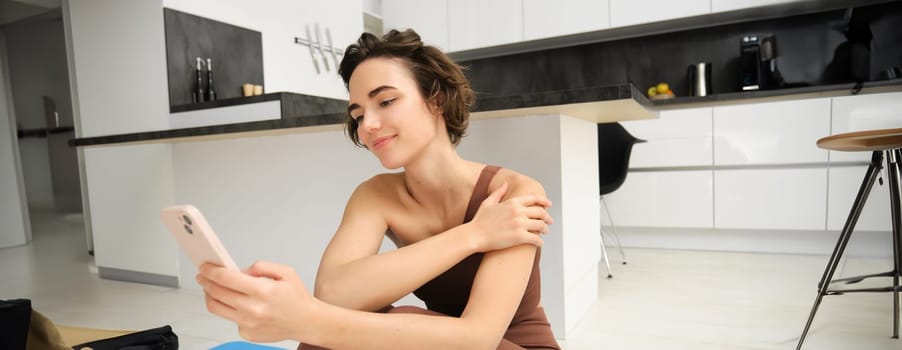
[597,122,646,278]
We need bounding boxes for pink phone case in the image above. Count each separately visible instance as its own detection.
[161,205,239,270]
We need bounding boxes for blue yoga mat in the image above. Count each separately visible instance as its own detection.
[210,341,286,350]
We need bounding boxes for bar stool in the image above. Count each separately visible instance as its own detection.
[796,127,902,349]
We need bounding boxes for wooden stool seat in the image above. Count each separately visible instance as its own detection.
[817,127,902,152]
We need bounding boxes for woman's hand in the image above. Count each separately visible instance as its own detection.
[469,182,553,252]
[197,261,315,343]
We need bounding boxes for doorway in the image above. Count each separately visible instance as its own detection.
[1,1,88,254]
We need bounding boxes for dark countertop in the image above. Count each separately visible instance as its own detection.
[70,84,652,147]
[170,92,348,117]
[69,79,902,148]
[651,79,902,109]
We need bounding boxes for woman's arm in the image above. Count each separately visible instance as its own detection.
[199,244,533,349]
[314,177,550,311]
[197,177,548,349]
[313,245,537,349]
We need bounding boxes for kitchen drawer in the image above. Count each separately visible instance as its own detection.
[622,107,712,168]
[711,0,800,13]
[604,170,713,228]
[382,0,449,50]
[610,0,710,28]
[714,168,827,230]
[830,92,902,163]
[827,166,893,232]
[622,108,712,140]
[713,98,830,165]
[524,0,610,40]
[448,0,522,52]
[629,138,712,168]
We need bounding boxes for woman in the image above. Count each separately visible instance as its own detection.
[196,29,561,349]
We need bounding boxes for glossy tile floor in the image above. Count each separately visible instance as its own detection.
[1,211,899,349]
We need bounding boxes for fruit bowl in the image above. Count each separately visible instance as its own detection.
[647,82,675,100]
[650,93,675,100]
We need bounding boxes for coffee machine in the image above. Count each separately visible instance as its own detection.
[739,34,783,91]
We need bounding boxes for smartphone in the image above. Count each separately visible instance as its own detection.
[161,205,239,270]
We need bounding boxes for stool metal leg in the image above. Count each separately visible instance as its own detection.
[601,196,628,264]
[887,148,902,338]
[599,222,613,279]
[797,151,884,350]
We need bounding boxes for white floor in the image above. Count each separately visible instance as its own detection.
[1,211,899,350]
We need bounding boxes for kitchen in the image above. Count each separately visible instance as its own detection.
[1,0,900,349]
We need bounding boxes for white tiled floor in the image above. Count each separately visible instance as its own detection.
[1,211,899,349]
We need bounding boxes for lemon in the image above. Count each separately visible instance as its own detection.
[656,82,670,94]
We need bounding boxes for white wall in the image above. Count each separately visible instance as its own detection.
[65,0,169,137]
[0,31,32,248]
[363,0,382,15]
[65,0,177,279]
[17,138,54,209]
[162,0,363,100]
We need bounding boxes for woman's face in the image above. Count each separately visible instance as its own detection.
[348,57,442,169]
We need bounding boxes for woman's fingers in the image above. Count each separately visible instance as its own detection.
[245,260,290,281]
[198,264,270,315]
[197,272,246,321]
[511,194,552,208]
[524,217,550,235]
[482,181,509,206]
[204,291,242,321]
[522,231,544,247]
[522,206,553,225]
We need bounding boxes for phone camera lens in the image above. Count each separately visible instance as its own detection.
[184,224,193,234]
[181,215,192,225]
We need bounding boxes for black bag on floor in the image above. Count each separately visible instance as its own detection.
[0,299,32,349]
[70,325,178,350]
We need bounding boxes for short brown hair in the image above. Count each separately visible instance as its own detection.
[339,29,474,147]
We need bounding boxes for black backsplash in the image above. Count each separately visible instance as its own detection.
[164,8,264,108]
[461,2,902,98]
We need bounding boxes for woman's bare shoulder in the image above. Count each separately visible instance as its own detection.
[351,172,406,201]
[493,168,546,197]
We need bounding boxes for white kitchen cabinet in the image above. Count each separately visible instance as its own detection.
[381,0,449,50]
[827,166,893,232]
[447,0,522,52]
[609,0,710,28]
[830,92,902,163]
[711,0,799,13]
[713,98,830,165]
[605,170,714,228]
[622,107,713,168]
[714,168,827,230]
[523,0,610,41]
